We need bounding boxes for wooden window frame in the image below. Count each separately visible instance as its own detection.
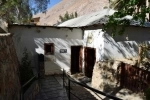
[44,43,54,55]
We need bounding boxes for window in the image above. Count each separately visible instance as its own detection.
[44,43,54,55]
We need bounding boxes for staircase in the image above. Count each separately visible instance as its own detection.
[35,76,68,100]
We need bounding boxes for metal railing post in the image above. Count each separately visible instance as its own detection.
[63,70,122,100]
[21,87,24,100]
[68,78,71,100]
[63,69,64,88]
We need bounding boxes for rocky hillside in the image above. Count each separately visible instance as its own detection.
[33,0,109,25]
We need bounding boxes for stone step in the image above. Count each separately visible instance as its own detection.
[35,76,68,100]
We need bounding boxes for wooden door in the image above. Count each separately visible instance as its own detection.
[71,46,83,74]
[84,47,96,78]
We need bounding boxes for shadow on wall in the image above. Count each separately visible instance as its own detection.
[91,61,122,98]
[34,38,83,71]
[103,33,138,60]
[92,61,145,100]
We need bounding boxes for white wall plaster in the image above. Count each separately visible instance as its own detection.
[10,26,83,74]
[84,29,149,61]
[84,29,105,61]
[10,26,150,75]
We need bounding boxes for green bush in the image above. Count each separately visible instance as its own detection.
[19,48,33,85]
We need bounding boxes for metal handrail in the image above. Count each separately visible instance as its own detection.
[63,69,122,100]
[22,75,36,88]
[21,74,38,100]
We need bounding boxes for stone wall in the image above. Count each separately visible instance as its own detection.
[0,33,21,100]
[91,61,145,99]
[91,61,120,92]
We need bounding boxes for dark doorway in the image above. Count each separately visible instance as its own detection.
[84,47,96,78]
[71,46,83,74]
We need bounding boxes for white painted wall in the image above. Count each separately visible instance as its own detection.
[84,29,105,61]
[35,38,83,74]
[85,25,150,42]
[111,26,150,42]
[10,25,150,75]
[84,29,150,61]
[9,25,83,75]
[103,33,139,60]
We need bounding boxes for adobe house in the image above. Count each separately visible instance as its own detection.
[9,23,150,78]
[9,24,83,75]
[31,17,40,25]
[8,9,150,78]
[59,8,150,61]
[58,9,150,99]
[58,9,150,78]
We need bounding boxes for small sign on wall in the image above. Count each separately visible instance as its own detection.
[60,49,67,53]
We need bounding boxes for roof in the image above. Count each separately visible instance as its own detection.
[32,0,109,25]
[58,9,116,27]
[8,24,81,29]
[58,8,150,28]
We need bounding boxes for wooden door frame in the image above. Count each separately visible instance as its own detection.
[71,45,83,74]
[84,47,96,78]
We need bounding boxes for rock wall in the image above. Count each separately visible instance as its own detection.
[91,61,121,92]
[91,61,145,99]
[0,33,21,100]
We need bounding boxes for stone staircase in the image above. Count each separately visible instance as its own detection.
[35,76,68,100]
[34,75,100,100]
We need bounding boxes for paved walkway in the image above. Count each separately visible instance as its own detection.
[35,76,68,100]
[35,75,100,100]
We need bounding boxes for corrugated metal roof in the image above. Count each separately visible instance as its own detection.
[58,8,150,28]
[58,9,116,27]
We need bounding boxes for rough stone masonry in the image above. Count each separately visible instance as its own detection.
[0,33,21,100]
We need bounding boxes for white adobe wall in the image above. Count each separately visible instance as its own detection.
[35,38,83,74]
[103,33,138,60]
[107,26,150,42]
[84,29,105,61]
[84,29,149,61]
[9,26,83,74]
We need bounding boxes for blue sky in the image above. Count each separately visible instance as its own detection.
[31,0,61,14]
[48,0,61,9]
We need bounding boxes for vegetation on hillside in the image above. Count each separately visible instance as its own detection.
[0,0,50,24]
[56,11,78,25]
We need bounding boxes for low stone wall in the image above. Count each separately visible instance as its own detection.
[24,80,40,100]
[91,61,120,92]
[0,33,21,100]
[91,61,146,99]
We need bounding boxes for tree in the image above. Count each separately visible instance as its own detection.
[108,2,150,97]
[0,0,50,24]
[105,0,150,36]
[107,0,150,65]
[19,48,33,85]
[58,11,78,23]
[75,12,78,17]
